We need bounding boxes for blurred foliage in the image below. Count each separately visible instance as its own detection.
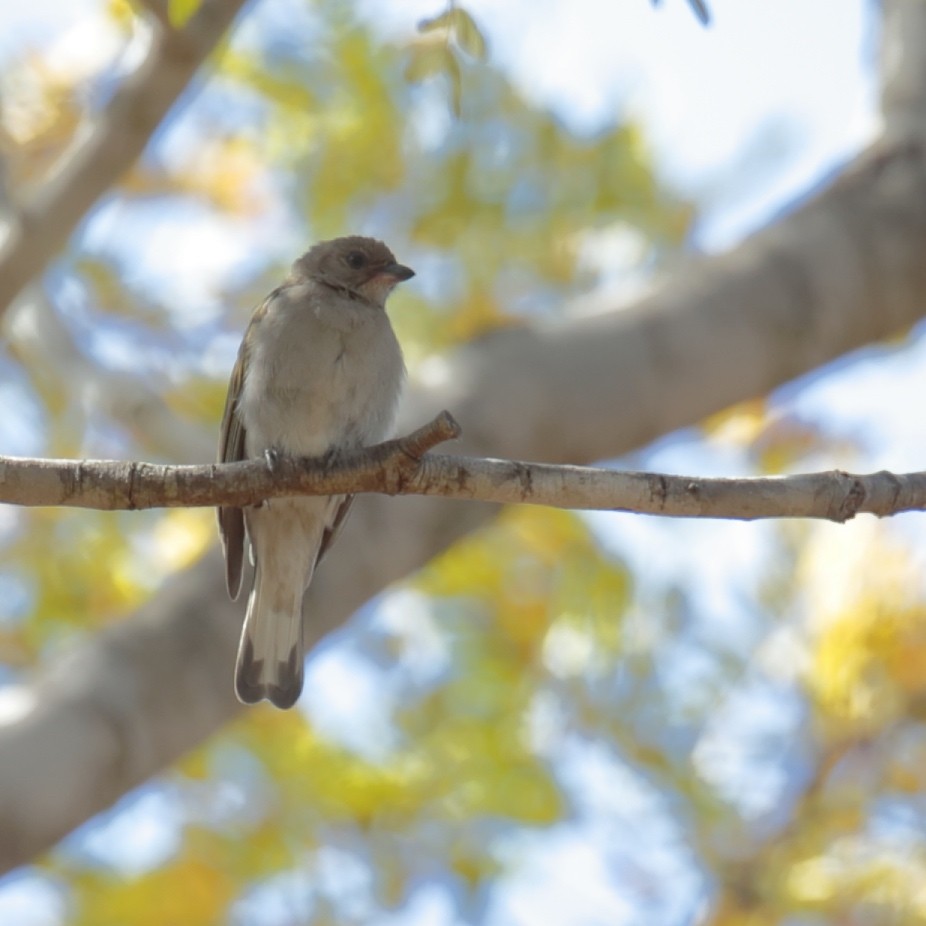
[408,5,488,116]
[1,1,924,926]
[168,0,204,29]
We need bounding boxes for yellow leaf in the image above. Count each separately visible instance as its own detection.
[404,38,462,116]
[786,856,840,904]
[167,0,201,28]
[75,859,233,926]
[417,8,488,61]
[177,135,266,214]
[444,287,512,343]
[2,53,83,190]
[220,51,318,112]
[886,761,924,795]
[106,0,136,28]
[307,30,403,231]
[404,39,455,84]
[450,846,500,891]
[447,48,463,117]
[417,10,454,34]
[702,399,768,445]
[151,509,214,573]
[452,9,488,61]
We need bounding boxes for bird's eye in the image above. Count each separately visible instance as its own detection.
[345,251,366,269]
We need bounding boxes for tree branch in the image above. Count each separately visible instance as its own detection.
[0,0,249,315]
[135,0,172,32]
[881,0,926,141]
[0,412,922,522]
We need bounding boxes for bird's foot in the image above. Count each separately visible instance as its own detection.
[253,447,283,508]
[264,446,283,473]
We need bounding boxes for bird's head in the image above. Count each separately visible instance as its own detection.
[295,236,415,307]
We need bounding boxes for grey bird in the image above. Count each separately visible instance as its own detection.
[218,236,413,709]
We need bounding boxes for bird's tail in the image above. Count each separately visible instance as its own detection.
[235,561,307,710]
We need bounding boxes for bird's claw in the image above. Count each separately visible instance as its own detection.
[264,447,282,473]
[254,447,283,509]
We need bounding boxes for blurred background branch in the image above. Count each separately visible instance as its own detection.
[0,0,248,316]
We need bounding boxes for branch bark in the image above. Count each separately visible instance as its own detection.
[881,0,926,141]
[0,413,924,522]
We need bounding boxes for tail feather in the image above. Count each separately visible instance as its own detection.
[235,496,339,709]
[235,565,305,709]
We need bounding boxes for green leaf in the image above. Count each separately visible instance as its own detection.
[452,9,487,61]
[404,41,463,118]
[446,47,462,117]
[167,0,201,28]
[404,41,454,84]
[417,10,454,34]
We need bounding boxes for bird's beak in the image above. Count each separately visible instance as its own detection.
[381,262,415,282]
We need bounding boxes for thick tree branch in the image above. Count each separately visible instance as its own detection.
[0,0,248,315]
[882,0,926,141]
[135,0,172,32]
[0,413,923,522]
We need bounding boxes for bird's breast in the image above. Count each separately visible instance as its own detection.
[240,296,404,458]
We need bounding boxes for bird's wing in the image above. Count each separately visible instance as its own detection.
[317,494,355,565]
[218,298,271,599]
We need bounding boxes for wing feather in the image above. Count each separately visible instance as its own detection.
[317,495,354,565]
[217,304,262,599]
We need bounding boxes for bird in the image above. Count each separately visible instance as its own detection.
[217,236,413,709]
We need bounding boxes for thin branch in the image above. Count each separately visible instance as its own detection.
[0,413,923,522]
[0,0,248,315]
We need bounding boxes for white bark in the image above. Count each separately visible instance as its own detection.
[2,421,926,521]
